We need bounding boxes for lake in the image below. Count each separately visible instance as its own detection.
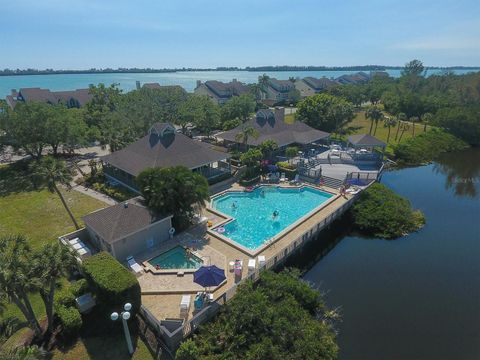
[0,68,478,98]
[301,148,480,359]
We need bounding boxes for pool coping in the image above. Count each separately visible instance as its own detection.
[142,245,205,274]
[207,184,340,257]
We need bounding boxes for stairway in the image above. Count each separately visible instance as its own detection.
[320,176,344,190]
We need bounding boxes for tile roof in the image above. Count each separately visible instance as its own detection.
[102,123,230,176]
[83,197,170,244]
[217,110,330,147]
[348,134,386,147]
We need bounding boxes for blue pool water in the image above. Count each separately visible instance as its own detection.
[148,246,203,269]
[212,186,333,250]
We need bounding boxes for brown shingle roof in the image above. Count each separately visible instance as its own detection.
[142,83,185,91]
[11,87,92,107]
[203,80,249,98]
[303,77,337,91]
[268,78,295,92]
[348,134,386,147]
[102,123,230,176]
[83,197,170,244]
[217,111,330,147]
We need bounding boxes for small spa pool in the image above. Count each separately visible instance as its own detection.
[148,246,203,269]
[212,186,333,250]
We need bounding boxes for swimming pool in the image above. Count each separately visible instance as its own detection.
[148,246,203,269]
[212,186,333,250]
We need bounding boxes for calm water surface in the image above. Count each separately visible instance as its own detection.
[0,69,478,98]
[304,148,480,360]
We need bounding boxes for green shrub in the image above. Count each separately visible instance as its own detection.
[82,252,141,314]
[394,129,468,165]
[54,287,76,308]
[56,305,82,336]
[70,278,89,297]
[352,183,425,239]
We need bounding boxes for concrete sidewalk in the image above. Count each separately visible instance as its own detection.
[70,182,117,206]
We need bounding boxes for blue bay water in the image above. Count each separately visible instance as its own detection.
[0,68,478,98]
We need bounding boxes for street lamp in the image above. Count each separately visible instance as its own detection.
[111,303,134,355]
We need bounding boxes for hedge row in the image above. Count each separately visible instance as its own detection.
[82,252,141,313]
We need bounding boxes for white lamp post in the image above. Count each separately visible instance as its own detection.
[111,302,134,355]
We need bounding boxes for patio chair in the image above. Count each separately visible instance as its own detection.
[248,259,256,272]
[258,255,266,268]
[126,256,143,274]
[180,295,191,315]
[234,260,243,276]
[290,174,300,185]
[279,173,286,182]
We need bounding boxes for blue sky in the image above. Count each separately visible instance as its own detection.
[1,0,479,69]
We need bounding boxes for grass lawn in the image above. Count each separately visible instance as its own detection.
[0,162,107,338]
[51,336,154,360]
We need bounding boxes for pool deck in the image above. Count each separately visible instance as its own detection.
[138,182,353,322]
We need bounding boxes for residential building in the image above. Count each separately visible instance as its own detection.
[135,81,186,92]
[217,107,330,149]
[262,78,296,103]
[294,77,337,97]
[194,79,250,104]
[335,72,370,85]
[6,87,92,109]
[83,197,173,262]
[102,123,231,192]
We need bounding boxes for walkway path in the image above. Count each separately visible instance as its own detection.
[69,182,117,206]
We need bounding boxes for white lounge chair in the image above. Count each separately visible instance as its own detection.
[258,255,266,268]
[280,173,287,182]
[248,259,256,272]
[290,174,300,185]
[126,256,143,274]
[180,295,191,315]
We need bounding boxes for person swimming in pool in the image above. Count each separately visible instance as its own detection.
[260,190,265,197]
[272,210,279,219]
[232,201,237,209]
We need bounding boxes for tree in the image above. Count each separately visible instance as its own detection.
[240,148,263,167]
[365,105,383,135]
[258,140,278,159]
[285,146,299,164]
[433,106,480,145]
[395,113,407,141]
[45,106,89,155]
[1,102,51,159]
[179,95,220,137]
[176,270,338,360]
[421,112,433,133]
[258,74,270,99]
[222,118,242,131]
[383,116,397,144]
[296,93,355,132]
[83,83,122,128]
[398,122,410,142]
[401,59,425,77]
[30,156,79,229]
[234,125,259,149]
[0,235,42,337]
[409,116,419,137]
[137,166,209,229]
[330,84,366,108]
[221,94,256,123]
[33,243,76,334]
[287,88,301,104]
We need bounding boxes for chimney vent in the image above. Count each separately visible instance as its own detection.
[123,202,129,208]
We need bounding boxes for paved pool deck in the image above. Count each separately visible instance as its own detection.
[139,182,352,321]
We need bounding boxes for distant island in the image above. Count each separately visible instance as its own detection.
[1,65,479,76]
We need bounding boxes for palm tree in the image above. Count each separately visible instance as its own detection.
[235,125,259,150]
[0,235,42,337]
[421,112,433,132]
[30,156,79,229]
[258,74,270,99]
[409,116,419,137]
[398,123,410,142]
[365,106,383,135]
[34,243,76,334]
[4,345,48,360]
[383,117,397,144]
[395,113,407,141]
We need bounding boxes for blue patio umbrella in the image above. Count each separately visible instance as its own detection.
[267,164,278,172]
[193,265,226,288]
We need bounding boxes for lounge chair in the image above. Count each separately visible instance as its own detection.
[290,174,300,185]
[126,256,143,274]
[257,255,266,268]
[279,173,286,182]
[248,259,256,272]
[180,295,191,315]
[234,260,243,276]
